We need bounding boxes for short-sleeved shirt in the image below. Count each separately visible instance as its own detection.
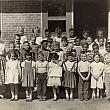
[78,60,90,72]
[36,61,48,73]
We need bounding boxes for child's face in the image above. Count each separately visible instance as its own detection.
[69,30,74,37]
[81,54,87,62]
[106,44,110,52]
[94,55,100,63]
[38,54,44,61]
[61,41,68,47]
[82,44,88,52]
[10,53,16,60]
[42,42,47,49]
[97,30,104,37]
[15,44,20,50]
[87,37,92,45]
[45,32,51,38]
[15,36,20,41]
[104,55,110,64]
[18,30,24,36]
[68,55,73,62]
[83,32,88,39]
[67,43,74,52]
[26,55,31,61]
[31,37,36,44]
[92,46,99,53]
[99,38,104,46]
[75,38,80,46]
[54,45,60,52]
[9,43,15,50]
[23,43,30,50]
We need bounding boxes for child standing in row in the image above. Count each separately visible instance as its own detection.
[78,52,90,101]
[47,53,62,101]
[63,52,77,101]
[90,54,104,99]
[103,53,110,102]
[5,51,21,101]
[21,52,35,102]
[36,51,48,101]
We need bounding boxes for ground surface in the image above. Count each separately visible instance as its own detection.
[0,98,110,110]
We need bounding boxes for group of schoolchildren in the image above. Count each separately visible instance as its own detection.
[0,26,110,102]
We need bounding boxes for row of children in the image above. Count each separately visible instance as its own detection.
[0,26,110,102]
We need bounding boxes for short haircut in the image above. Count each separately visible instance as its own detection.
[92,43,99,49]
[69,28,74,32]
[15,34,20,37]
[23,41,30,45]
[51,52,59,60]
[37,51,44,57]
[105,42,110,47]
[82,42,89,48]
[32,26,40,33]
[41,40,48,45]
[61,36,68,42]
[66,52,76,57]
[25,52,32,58]
[45,29,51,33]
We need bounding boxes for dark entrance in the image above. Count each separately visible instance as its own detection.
[74,0,108,38]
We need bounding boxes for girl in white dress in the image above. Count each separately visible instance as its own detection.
[5,51,21,101]
[47,53,62,101]
[90,53,104,99]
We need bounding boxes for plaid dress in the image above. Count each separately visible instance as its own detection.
[63,61,77,88]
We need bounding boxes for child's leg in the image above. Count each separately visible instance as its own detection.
[52,86,57,100]
[70,88,73,99]
[29,87,32,100]
[14,84,18,100]
[10,84,14,100]
[92,89,96,98]
[65,87,69,99]
[0,85,4,98]
[97,88,100,98]
[26,87,29,100]
[84,81,89,100]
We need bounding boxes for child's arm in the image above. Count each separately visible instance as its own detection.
[85,67,91,80]
[32,61,36,81]
[78,65,86,80]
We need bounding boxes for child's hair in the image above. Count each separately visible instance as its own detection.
[51,52,59,60]
[45,29,51,34]
[15,34,20,38]
[61,36,68,42]
[9,41,15,45]
[69,28,74,32]
[41,40,48,45]
[82,42,89,48]
[105,42,110,48]
[92,42,99,49]
[32,26,40,33]
[25,52,32,59]
[10,50,18,59]
[23,41,30,45]
[93,53,101,60]
[37,51,44,57]
[66,52,76,58]
[47,38,53,43]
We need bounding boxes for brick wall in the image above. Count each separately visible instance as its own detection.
[1,13,41,41]
[1,0,41,42]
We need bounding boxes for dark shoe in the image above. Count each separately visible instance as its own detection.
[70,98,74,101]
[14,98,19,101]
[107,98,110,102]
[28,99,33,102]
[53,97,57,101]
[39,98,43,101]
[80,99,84,101]
[10,98,14,101]
[85,98,89,101]
[26,99,29,102]
[42,97,47,101]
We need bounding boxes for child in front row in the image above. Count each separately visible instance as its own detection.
[90,54,104,99]
[47,53,62,101]
[103,53,110,102]
[5,51,21,101]
[36,51,48,101]
[21,52,35,102]
[63,52,77,101]
[78,52,90,101]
